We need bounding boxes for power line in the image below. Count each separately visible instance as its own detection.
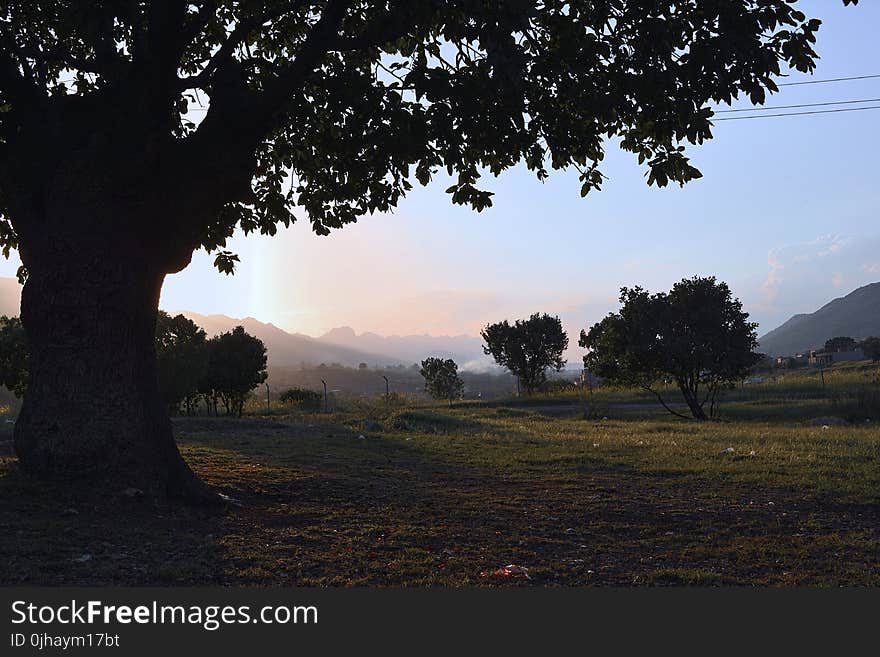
[713,104,880,121]
[777,73,880,87]
[184,100,880,119]
[716,96,880,113]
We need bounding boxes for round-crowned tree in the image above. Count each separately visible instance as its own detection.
[419,357,464,403]
[0,1,852,498]
[202,326,268,418]
[482,313,568,395]
[580,277,760,420]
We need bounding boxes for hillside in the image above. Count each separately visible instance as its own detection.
[177,311,401,368]
[0,278,20,318]
[759,282,880,356]
[319,326,489,369]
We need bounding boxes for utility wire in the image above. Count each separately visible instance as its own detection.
[713,104,880,121]
[716,96,880,113]
[777,73,880,87]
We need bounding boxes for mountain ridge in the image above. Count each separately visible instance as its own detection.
[758,282,880,356]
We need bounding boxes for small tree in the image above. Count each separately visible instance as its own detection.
[825,336,857,353]
[482,314,568,395]
[0,316,27,398]
[581,277,760,420]
[419,357,464,403]
[202,327,268,417]
[358,362,368,370]
[155,312,209,415]
[860,337,880,362]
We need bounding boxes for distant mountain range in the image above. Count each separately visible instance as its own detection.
[176,311,406,368]
[0,277,21,317]
[758,282,880,356]
[8,274,876,365]
[0,277,489,369]
[318,326,487,369]
[175,314,489,368]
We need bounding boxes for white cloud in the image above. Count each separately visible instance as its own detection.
[749,233,880,332]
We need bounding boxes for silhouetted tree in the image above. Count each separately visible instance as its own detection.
[419,357,464,403]
[0,2,851,498]
[203,327,268,417]
[825,336,857,353]
[155,312,209,415]
[581,277,760,420]
[0,316,27,397]
[482,314,567,395]
[860,337,880,362]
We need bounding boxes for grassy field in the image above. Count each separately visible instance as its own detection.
[1,379,878,587]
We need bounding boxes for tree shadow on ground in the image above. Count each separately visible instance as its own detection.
[1,414,877,586]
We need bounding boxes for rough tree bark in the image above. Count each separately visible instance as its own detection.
[13,250,213,501]
[4,102,233,501]
[677,380,708,421]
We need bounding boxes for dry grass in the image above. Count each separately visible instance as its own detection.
[0,398,878,586]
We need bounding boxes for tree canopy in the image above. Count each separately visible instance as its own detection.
[581,276,760,420]
[419,356,464,402]
[860,337,880,363]
[0,1,854,276]
[824,336,857,353]
[482,313,567,394]
[204,325,268,416]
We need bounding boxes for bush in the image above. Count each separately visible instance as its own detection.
[542,379,578,394]
[279,387,322,410]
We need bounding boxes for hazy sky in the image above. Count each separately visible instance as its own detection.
[3,1,878,340]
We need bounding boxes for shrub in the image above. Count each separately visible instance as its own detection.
[542,378,578,394]
[279,387,322,410]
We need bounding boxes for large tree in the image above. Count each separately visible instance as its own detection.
[0,1,852,498]
[482,313,567,395]
[580,277,760,420]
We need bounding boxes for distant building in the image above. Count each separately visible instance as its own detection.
[808,348,864,366]
[808,350,833,366]
[832,348,865,363]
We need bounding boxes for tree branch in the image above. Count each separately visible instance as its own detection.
[180,1,219,46]
[252,0,352,114]
[643,385,691,420]
[0,28,42,110]
[331,9,424,52]
[177,2,310,91]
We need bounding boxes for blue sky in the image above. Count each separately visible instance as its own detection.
[3,0,877,343]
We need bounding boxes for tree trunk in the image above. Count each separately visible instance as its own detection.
[13,255,214,502]
[679,385,707,421]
